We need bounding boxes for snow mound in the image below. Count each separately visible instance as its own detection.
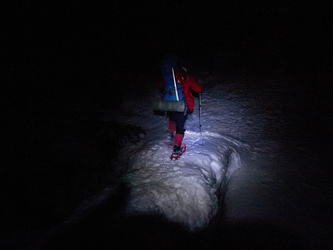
[125,131,243,230]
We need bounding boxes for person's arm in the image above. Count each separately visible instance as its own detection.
[188,75,202,93]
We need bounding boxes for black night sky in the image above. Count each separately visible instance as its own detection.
[4,1,330,149]
[5,1,331,101]
[2,1,332,249]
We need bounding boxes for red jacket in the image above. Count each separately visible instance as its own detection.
[175,68,202,112]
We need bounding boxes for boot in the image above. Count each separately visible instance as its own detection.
[173,145,183,155]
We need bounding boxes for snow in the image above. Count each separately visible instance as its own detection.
[125,130,242,230]
[106,67,332,248]
[13,64,330,249]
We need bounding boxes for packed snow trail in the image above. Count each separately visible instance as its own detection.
[113,77,257,230]
[105,69,331,248]
[125,131,243,230]
[111,72,283,231]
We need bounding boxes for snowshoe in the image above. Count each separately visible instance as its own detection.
[170,143,186,160]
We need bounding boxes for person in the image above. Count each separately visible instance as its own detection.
[159,56,203,155]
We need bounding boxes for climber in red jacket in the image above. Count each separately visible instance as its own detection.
[165,65,203,155]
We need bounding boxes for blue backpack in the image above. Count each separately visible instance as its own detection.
[160,56,184,101]
[152,56,186,112]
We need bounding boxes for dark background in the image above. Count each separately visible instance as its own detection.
[4,1,331,102]
[3,1,331,148]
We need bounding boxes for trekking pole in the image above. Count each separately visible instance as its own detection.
[199,92,203,145]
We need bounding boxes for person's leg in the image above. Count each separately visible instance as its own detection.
[168,112,176,139]
[174,112,188,146]
[169,120,176,133]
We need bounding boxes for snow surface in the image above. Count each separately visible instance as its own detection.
[27,66,331,249]
[125,131,242,230]
[105,68,332,248]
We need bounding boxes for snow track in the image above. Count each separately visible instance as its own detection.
[108,73,331,248]
[125,131,244,230]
